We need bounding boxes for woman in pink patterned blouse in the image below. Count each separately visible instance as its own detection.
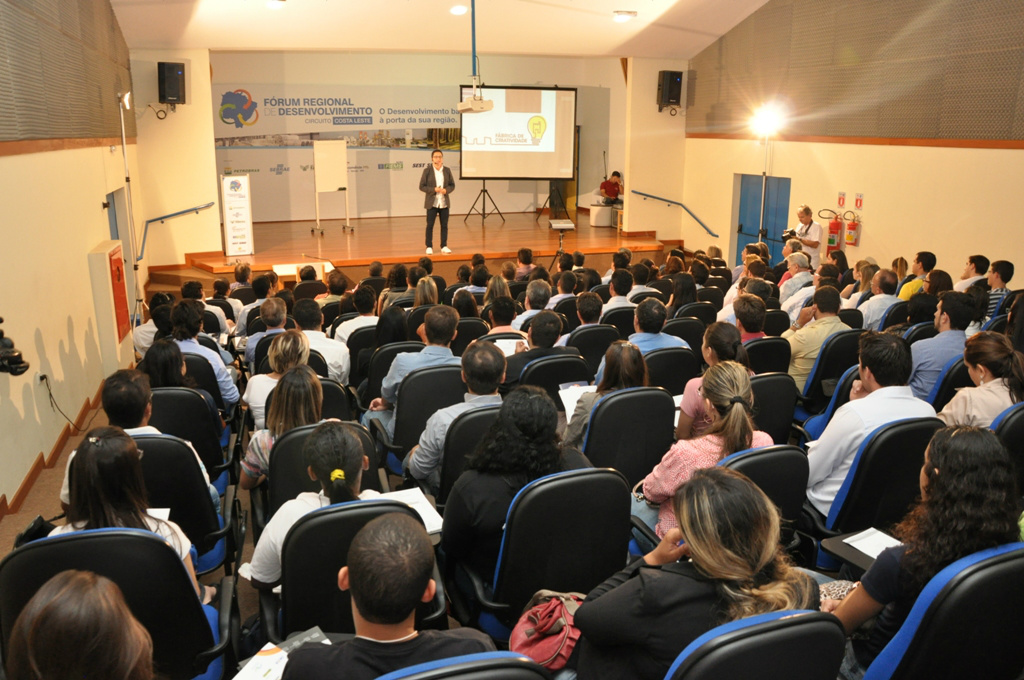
[676,322,753,440]
[639,360,772,540]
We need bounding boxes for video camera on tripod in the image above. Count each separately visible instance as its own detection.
[0,317,29,376]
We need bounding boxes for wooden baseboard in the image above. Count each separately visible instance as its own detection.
[7,453,45,515]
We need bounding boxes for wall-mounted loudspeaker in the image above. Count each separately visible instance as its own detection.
[657,70,682,111]
[158,62,186,104]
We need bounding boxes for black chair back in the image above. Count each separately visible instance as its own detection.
[346,325,379,385]
[321,301,341,331]
[266,424,320,517]
[927,357,972,411]
[837,308,863,329]
[390,297,415,309]
[709,267,733,283]
[802,329,862,414]
[202,309,220,335]
[763,309,791,336]
[437,406,501,508]
[676,301,716,325]
[828,418,944,533]
[253,333,279,373]
[583,387,676,486]
[491,469,631,623]
[880,300,909,330]
[230,286,256,305]
[600,307,636,339]
[0,530,221,680]
[406,304,438,336]
[429,274,447,292]
[719,445,808,546]
[305,349,330,378]
[330,311,359,338]
[696,287,725,310]
[631,290,666,304]
[745,337,792,374]
[245,306,262,334]
[984,313,1008,334]
[206,298,235,322]
[391,365,467,452]
[749,373,800,445]
[666,610,844,680]
[997,289,1023,316]
[993,403,1024,493]
[196,333,221,355]
[293,280,327,300]
[903,321,938,344]
[520,355,591,409]
[650,278,674,297]
[363,341,425,402]
[709,257,727,269]
[663,318,706,358]
[182,353,228,411]
[441,283,465,306]
[321,377,355,421]
[359,276,387,298]
[590,283,611,303]
[451,317,490,356]
[279,500,445,636]
[553,297,580,330]
[566,324,620,376]
[645,347,701,395]
[520,313,569,336]
[149,387,229,480]
[704,276,730,295]
[507,281,529,299]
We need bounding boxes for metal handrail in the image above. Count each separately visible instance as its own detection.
[630,190,718,238]
[137,202,216,261]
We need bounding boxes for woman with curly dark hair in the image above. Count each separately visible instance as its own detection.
[441,385,586,578]
[827,426,1020,678]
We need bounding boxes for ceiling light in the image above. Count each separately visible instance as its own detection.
[450,5,468,15]
[750,102,787,137]
[613,11,637,23]
[117,92,131,110]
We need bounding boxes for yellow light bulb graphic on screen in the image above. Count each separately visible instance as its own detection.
[528,115,547,145]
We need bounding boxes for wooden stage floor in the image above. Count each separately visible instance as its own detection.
[188,212,666,275]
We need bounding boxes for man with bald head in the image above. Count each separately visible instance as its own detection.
[858,269,901,330]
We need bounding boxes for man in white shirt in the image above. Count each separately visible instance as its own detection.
[233,274,272,337]
[954,254,990,292]
[626,263,659,301]
[546,271,576,309]
[135,291,175,357]
[555,292,602,347]
[334,286,379,343]
[858,269,901,330]
[601,249,631,285]
[419,148,455,255]
[511,280,552,331]
[601,270,637,317]
[778,252,813,303]
[294,299,351,384]
[790,204,822,269]
[782,263,840,324]
[181,280,232,335]
[804,332,936,518]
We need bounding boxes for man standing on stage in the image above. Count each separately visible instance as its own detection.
[420,149,455,255]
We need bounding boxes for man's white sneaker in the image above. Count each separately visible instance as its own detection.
[425,247,433,254]
[441,246,452,254]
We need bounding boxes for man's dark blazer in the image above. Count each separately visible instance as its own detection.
[501,346,582,395]
[419,165,456,210]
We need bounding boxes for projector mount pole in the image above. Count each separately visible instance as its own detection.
[463,0,504,224]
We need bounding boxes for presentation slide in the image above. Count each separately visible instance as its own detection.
[459,86,576,180]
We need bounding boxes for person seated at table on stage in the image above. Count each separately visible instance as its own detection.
[600,170,624,205]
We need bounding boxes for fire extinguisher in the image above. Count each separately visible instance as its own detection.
[818,209,844,255]
[843,210,861,247]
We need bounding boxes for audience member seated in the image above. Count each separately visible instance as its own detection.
[181,280,231,335]
[892,256,909,283]
[511,280,551,331]
[335,286,378,343]
[267,270,282,295]
[276,289,295,316]
[484,297,525,338]
[318,269,349,309]
[922,269,954,297]
[963,282,990,337]
[842,261,879,309]
[954,254,990,292]
[245,297,289,371]
[413,276,438,309]
[556,252,574,276]
[142,339,224,437]
[366,260,384,279]
[293,299,350,384]
[601,270,637,318]
[572,250,586,271]
[134,292,175,357]
[502,311,581,392]
[362,306,461,436]
[244,330,310,431]
[718,276,770,324]
[462,265,490,295]
[636,361,771,544]
[781,263,839,323]
[52,427,214,603]
[676,322,752,440]
[418,255,434,276]
[555,292,602,346]
[451,288,478,320]
[898,251,936,300]
[377,264,409,314]
[601,249,631,285]
[731,244,762,284]
[1009,294,1024,354]
[783,287,852,392]
[805,332,936,519]
[733,293,768,342]
[388,266,426,311]
[578,267,602,292]
[772,238,803,283]
[515,248,536,281]
[171,300,239,406]
[242,365,323,491]
[250,421,380,589]
[778,253,813,304]
[283,514,494,680]
[356,306,409,399]
[60,368,216,508]
[499,261,516,282]
[455,264,471,285]
[6,570,154,680]
[211,277,243,321]
[626,263,658,301]
[546,269,576,309]
[937,331,1024,427]
[665,272,698,318]
[406,341,506,494]
[828,249,854,289]
[857,269,901,330]
[883,292,938,338]
[825,427,1020,678]
[234,274,273,337]
[231,262,252,291]
[563,341,647,450]
[986,260,1015,320]
[573,467,818,680]
[662,255,684,278]
[594,299,687,383]
[441,386,589,580]
[483,275,511,307]
[908,291,973,399]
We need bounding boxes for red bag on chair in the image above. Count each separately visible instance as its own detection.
[509,590,585,670]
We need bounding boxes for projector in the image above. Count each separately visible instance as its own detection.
[458,98,493,113]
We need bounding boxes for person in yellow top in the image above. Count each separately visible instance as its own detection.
[782,286,852,391]
[898,251,936,300]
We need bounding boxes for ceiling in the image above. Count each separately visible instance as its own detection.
[110,0,770,60]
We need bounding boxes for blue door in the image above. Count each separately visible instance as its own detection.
[734,174,792,267]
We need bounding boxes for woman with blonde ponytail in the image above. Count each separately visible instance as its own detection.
[638,360,772,541]
[572,467,817,680]
[938,331,1024,427]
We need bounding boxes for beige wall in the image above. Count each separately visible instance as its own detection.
[132,49,223,266]
[682,137,1024,270]
[623,58,687,238]
[0,145,139,504]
